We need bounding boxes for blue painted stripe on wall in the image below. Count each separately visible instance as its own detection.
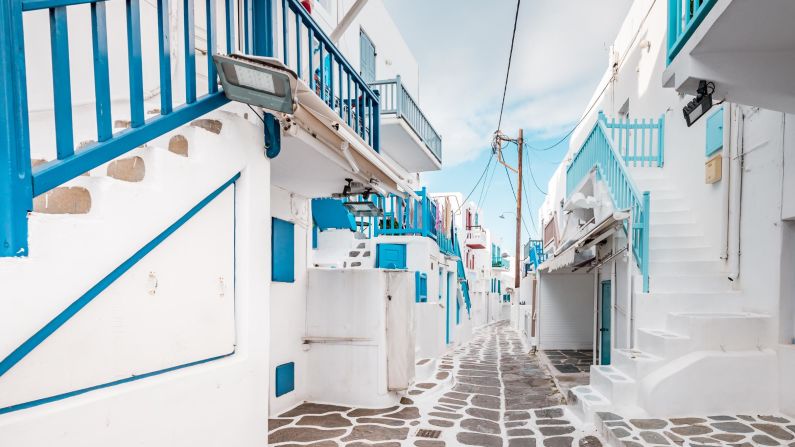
[0,352,233,415]
[0,173,241,380]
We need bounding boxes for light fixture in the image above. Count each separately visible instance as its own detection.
[343,201,383,217]
[683,80,714,127]
[213,54,295,114]
[499,211,515,219]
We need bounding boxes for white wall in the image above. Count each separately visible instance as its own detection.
[268,186,311,417]
[538,273,594,351]
[0,108,273,446]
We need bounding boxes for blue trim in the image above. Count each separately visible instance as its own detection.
[705,106,724,157]
[126,0,144,127]
[414,271,427,303]
[252,0,273,57]
[156,0,173,115]
[275,362,295,397]
[50,6,74,159]
[0,173,240,380]
[272,217,295,283]
[183,0,196,104]
[91,1,112,140]
[0,352,233,415]
[264,113,281,158]
[32,93,229,196]
[376,243,407,269]
[0,0,33,257]
[22,0,105,11]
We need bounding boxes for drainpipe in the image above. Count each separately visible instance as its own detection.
[728,107,744,282]
[720,103,733,260]
[329,0,369,44]
[593,266,599,365]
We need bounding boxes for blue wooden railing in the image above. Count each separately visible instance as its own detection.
[369,76,441,162]
[0,0,380,257]
[599,111,665,168]
[278,0,380,150]
[667,0,718,65]
[566,120,651,292]
[525,239,546,271]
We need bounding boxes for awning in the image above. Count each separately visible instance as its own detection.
[539,211,629,273]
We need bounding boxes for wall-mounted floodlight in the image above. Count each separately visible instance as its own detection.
[683,80,714,127]
[343,201,383,217]
[213,54,296,114]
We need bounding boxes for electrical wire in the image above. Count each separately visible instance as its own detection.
[525,145,548,195]
[454,151,496,214]
[247,104,266,124]
[502,162,531,237]
[496,0,522,132]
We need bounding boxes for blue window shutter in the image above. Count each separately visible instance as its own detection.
[275,362,295,397]
[706,107,724,156]
[359,30,376,83]
[414,271,427,303]
[376,243,407,269]
[272,218,295,283]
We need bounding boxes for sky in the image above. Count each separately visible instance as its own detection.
[382,0,632,253]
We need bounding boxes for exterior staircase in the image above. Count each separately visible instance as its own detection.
[567,135,777,429]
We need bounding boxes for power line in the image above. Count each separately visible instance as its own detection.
[501,162,531,237]
[525,145,548,195]
[455,151,495,213]
[496,0,522,132]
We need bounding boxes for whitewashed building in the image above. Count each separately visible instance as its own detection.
[532,0,795,426]
[0,0,471,445]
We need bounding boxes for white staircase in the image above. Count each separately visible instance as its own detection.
[567,168,778,427]
[343,240,374,268]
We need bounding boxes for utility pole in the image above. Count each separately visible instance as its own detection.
[514,129,523,290]
[492,128,524,291]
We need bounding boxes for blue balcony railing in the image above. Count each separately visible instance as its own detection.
[667,0,718,65]
[599,111,665,168]
[525,239,546,271]
[278,0,380,150]
[566,120,651,292]
[369,76,441,162]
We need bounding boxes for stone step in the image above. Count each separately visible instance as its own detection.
[648,222,700,237]
[106,155,146,182]
[635,328,690,360]
[590,365,637,407]
[567,385,611,424]
[32,186,92,214]
[666,312,775,351]
[649,260,727,275]
[649,246,715,262]
[648,274,732,293]
[648,234,707,249]
[611,349,664,380]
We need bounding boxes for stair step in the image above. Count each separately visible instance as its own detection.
[33,186,92,214]
[636,328,690,360]
[590,366,637,406]
[567,385,611,424]
[649,274,732,293]
[649,234,707,249]
[106,156,146,182]
[649,222,700,237]
[666,312,775,350]
[349,250,361,257]
[649,260,727,275]
[612,349,663,380]
[649,246,715,262]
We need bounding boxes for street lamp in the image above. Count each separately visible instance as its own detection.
[213,54,296,114]
[499,211,515,219]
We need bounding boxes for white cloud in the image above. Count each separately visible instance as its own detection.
[383,0,632,167]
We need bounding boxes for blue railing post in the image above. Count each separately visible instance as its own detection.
[657,114,665,167]
[642,191,651,293]
[395,74,403,119]
[372,90,380,152]
[0,0,32,257]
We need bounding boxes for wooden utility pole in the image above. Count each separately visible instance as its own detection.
[514,128,523,289]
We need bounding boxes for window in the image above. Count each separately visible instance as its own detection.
[415,272,428,303]
[359,29,376,83]
[272,217,295,283]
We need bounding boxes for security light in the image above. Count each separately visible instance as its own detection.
[213,54,295,114]
[683,80,714,127]
[343,201,383,217]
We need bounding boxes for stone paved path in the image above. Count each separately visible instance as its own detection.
[268,321,604,446]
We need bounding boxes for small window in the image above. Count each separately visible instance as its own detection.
[706,107,724,156]
[272,217,295,283]
[415,272,428,303]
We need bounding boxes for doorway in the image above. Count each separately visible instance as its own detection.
[599,280,612,365]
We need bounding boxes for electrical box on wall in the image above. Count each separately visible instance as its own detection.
[705,153,722,184]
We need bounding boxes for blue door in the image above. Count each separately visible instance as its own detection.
[600,280,612,365]
[359,30,376,83]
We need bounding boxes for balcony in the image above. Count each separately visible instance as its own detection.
[464,228,487,250]
[663,0,795,113]
[370,77,442,172]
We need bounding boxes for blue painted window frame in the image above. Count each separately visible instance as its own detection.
[272,217,295,283]
[415,271,427,303]
[705,107,724,157]
[275,362,295,397]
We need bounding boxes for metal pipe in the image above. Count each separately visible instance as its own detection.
[728,106,744,282]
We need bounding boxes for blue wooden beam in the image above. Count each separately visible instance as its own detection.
[184,0,196,103]
[22,0,104,11]
[90,1,113,140]
[156,0,173,114]
[126,0,145,126]
[0,0,33,257]
[49,6,74,159]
